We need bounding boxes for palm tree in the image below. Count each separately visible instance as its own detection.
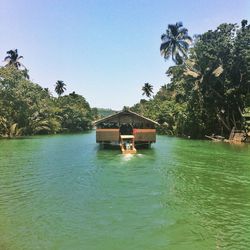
[55,80,66,97]
[4,49,24,69]
[160,22,192,65]
[69,91,77,98]
[142,83,153,98]
[21,68,30,80]
[241,19,248,29]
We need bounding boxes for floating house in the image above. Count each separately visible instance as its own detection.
[94,110,159,153]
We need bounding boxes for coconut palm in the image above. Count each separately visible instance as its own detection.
[4,49,24,69]
[69,91,77,98]
[21,68,30,79]
[142,83,153,98]
[160,22,192,65]
[55,80,66,97]
[241,19,248,29]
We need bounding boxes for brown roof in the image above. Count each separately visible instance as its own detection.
[93,110,159,126]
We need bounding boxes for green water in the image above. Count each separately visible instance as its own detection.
[0,132,250,250]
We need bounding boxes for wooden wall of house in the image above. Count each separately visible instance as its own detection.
[96,128,156,143]
[96,128,120,142]
[133,129,156,142]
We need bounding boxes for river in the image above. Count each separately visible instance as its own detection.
[0,131,250,249]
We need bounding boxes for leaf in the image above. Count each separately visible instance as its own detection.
[212,65,223,77]
[184,69,200,78]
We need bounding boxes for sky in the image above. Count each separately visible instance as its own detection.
[0,0,249,110]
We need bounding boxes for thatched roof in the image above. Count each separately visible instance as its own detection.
[94,110,159,126]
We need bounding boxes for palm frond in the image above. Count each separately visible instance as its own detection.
[4,56,11,61]
[161,34,167,41]
[176,22,183,28]
[175,53,183,65]
[179,40,189,50]
[212,65,223,77]
[184,69,200,78]
[183,35,193,44]
[160,40,171,54]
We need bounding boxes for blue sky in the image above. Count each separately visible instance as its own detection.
[0,0,249,110]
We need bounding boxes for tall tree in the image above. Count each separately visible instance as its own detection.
[160,22,192,65]
[55,80,66,97]
[21,68,30,80]
[133,20,250,138]
[4,49,24,69]
[142,83,153,98]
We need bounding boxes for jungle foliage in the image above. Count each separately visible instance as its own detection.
[1,20,249,139]
[0,65,93,138]
[132,20,250,138]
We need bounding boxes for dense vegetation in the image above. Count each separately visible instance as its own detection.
[1,20,249,139]
[0,64,93,138]
[132,20,250,138]
[0,49,117,138]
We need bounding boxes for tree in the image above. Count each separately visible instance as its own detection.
[160,22,192,65]
[56,93,93,132]
[133,20,250,139]
[69,91,77,98]
[4,49,24,69]
[21,68,30,80]
[0,66,61,136]
[55,80,66,97]
[142,83,153,98]
[0,66,93,137]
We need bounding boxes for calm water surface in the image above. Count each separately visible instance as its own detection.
[0,132,250,250]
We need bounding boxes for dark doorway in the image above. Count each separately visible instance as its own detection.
[120,124,133,135]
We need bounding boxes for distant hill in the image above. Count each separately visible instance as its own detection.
[94,108,118,119]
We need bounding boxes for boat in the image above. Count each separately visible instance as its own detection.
[120,135,137,154]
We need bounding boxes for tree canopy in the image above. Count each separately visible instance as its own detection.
[0,56,93,137]
[160,22,192,65]
[1,20,250,139]
[133,20,250,139]
[142,83,154,98]
[4,49,24,69]
[55,80,67,97]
